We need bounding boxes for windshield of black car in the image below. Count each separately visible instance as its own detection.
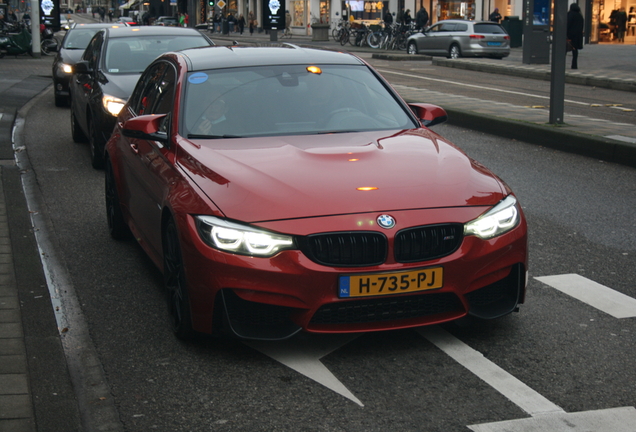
[63,29,101,49]
[105,35,209,74]
[183,64,416,138]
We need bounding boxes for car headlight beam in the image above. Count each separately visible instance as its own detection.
[464,195,519,239]
[102,95,126,116]
[196,216,295,257]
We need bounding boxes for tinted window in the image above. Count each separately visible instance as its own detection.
[183,64,416,138]
[63,28,102,49]
[474,23,506,34]
[440,23,457,32]
[104,35,209,74]
[455,24,468,31]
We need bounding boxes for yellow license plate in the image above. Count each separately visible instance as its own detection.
[339,267,443,298]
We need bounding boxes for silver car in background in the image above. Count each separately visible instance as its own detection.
[407,20,510,59]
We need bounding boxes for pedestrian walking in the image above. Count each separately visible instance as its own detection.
[415,6,429,31]
[567,3,584,69]
[489,8,502,23]
[285,10,291,36]
[238,14,245,34]
[615,7,627,42]
[227,12,235,33]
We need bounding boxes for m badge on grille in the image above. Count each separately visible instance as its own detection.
[377,214,396,229]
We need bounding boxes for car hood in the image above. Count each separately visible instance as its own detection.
[177,129,507,223]
[102,72,142,100]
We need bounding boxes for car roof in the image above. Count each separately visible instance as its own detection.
[177,45,366,71]
[104,26,204,38]
[69,22,127,30]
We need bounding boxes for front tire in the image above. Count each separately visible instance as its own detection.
[105,157,129,240]
[449,44,461,59]
[89,120,105,169]
[163,218,195,340]
[71,109,88,143]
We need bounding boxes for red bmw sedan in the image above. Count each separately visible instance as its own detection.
[105,45,527,340]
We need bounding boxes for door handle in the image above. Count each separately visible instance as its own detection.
[130,142,139,154]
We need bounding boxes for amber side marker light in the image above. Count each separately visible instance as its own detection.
[356,187,378,191]
[307,66,322,74]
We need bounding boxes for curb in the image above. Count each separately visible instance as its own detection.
[432,58,636,93]
[442,107,636,168]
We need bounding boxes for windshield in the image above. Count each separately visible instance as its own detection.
[183,64,416,138]
[64,28,101,49]
[105,35,209,74]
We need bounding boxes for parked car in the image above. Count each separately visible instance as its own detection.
[407,20,510,59]
[52,23,128,107]
[70,26,214,168]
[105,45,528,341]
[153,16,178,26]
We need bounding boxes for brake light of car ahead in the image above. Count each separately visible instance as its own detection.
[469,34,485,39]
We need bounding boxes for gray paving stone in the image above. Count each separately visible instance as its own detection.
[0,394,33,419]
[0,323,23,338]
[0,355,27,374]
[0,374,28,394]
[0,339,24,356]
[0,419,35,432]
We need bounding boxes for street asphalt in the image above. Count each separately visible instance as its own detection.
[0,18,635,431]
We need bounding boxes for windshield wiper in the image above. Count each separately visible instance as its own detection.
[187,134,243,139]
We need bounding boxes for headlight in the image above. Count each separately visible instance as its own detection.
[464,195,519,239]
[196,216,295,257]
[102,95,126,116]
[61,63,73,74]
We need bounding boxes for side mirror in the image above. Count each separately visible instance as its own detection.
[73,60,92,74]
[408,103,448,127]
[122,114,169,143]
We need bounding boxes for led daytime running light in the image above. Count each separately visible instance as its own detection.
[464,196,519,239]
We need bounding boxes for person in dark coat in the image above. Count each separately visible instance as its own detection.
[415,7,429,31]
[489,8,502,23]
[567,3,584,69]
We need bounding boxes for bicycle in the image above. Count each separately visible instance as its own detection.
[331,20,349,43]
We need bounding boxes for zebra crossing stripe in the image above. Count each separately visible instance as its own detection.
[535,274,636,319]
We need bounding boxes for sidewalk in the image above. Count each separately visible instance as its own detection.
[0,54,82,431]
[1,26,635,431]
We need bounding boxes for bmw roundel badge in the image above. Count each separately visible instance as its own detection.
[377,214,396,229]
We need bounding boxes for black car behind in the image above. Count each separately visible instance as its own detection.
[69,26,214,168]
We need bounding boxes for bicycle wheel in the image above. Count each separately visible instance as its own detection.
[340,29,350,45]
[349,29,359,46]
[332,27,341,42]
[367,31,382,49]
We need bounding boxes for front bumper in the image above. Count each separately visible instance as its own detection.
[178,207,528,340]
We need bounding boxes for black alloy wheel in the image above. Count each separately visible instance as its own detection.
[163,218,195,340]
[105,157,129,240]
[89,119,105,169]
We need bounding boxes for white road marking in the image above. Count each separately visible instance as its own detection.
[468,407,636,432]
[416,326,565,416]
[244,333,364,406]
[535,274,636,318]
[377,69,592,106]
[418,326,636,431]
